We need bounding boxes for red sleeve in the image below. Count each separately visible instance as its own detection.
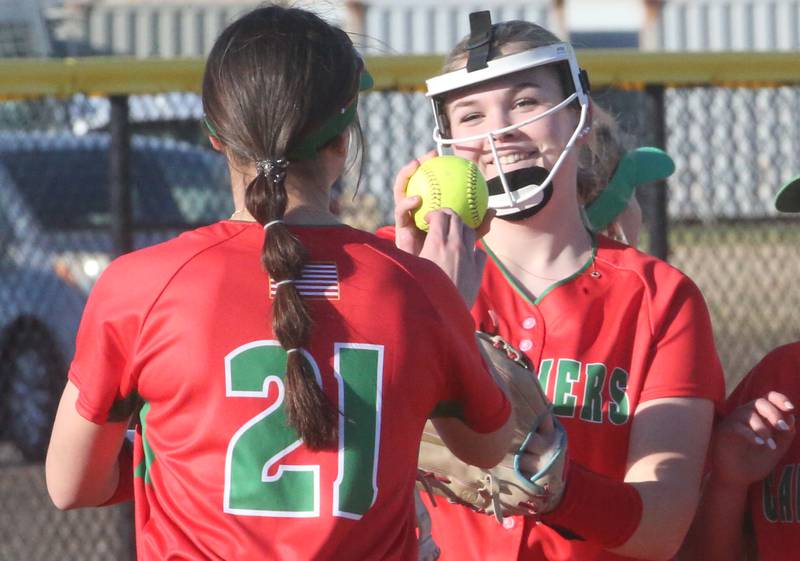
[374,226,508,431]
[418,263,510,434]
[374,225,396,242]
[726,343,800,414]
[68,259,146,424]
[639,275,725,410]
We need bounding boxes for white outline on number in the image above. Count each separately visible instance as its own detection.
[223,340,322,518]
[332,343,384,520]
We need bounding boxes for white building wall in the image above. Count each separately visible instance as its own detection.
[658,0,800,51]
[0,0,51,56]
[358,0,553,54]
[60,0,553,57]
[80,2,257,57]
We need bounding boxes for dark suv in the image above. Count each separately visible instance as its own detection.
[0,131,230,460]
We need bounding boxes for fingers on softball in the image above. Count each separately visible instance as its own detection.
[393,151,436,206]
[393,160,422,222]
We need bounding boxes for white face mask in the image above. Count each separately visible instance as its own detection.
[427,44,590,217]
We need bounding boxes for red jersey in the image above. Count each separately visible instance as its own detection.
[726,342,800,561]
[422,235,725,561]
[68,221,510,561]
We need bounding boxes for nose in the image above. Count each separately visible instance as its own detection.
[488,110,520,143]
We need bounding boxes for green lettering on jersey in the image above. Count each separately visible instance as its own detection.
[333,344,383,519]
[225,342,318,516]
[778,464,794,522]
[608,367,630,425]
[224,341,384,519]
[580,363,606,423]
[795,464,800,523]
[133,401,154,484]
[553,359,580,418]
[763,473,778,523]
[537,359,554,393]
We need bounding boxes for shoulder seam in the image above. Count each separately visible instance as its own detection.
[361,243,453,329]
[131,226,253,363]
[594,252,658,337]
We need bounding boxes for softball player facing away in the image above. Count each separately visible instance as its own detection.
[680,177,800,561]
[392,12,725,561]
[44,6,518,560]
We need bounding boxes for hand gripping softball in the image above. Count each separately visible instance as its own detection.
[405,156,489,231]
[417,332,568,523]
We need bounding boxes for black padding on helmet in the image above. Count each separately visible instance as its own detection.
[466,11,493,72]
[486,167,550,196]
[579,69,591,94]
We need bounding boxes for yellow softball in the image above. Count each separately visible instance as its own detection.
[405,155,489,231]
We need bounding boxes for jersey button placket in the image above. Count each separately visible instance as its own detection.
[522,307,545,366]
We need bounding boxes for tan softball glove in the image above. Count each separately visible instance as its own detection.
[417,332,569,523]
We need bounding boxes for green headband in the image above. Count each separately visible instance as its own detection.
[288,68,373,160]
[204,67,373,161]
[775,175,800,213]
[585,147,675,231]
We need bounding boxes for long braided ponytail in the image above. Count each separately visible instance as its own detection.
[202,5,363,449]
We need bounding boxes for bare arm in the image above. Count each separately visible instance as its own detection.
[680,392,795,561]
[609,397,715,561]
[45,381,129,510]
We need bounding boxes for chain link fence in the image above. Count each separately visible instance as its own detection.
[0,61,799,559]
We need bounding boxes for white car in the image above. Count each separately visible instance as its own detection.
[0,131,230,460]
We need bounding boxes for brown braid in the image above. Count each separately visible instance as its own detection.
[245,168,337,449]
[202,5,362,449]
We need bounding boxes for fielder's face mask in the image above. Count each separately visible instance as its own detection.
[426,11,591,218]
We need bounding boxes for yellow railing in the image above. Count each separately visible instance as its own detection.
[1,51,799,99]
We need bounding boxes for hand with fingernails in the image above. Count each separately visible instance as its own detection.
[393,150,495,306]
[712,391,796,488]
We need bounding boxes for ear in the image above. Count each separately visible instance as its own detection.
[208,135,223,152]
[329,130,350,158]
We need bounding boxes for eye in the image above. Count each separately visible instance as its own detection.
[513,97,539,109]
[457,111,483,124]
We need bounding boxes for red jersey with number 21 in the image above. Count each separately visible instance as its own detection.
[68,221,510,561]
[423,235,725,561]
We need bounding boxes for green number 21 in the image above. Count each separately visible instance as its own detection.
[223,341,383,519]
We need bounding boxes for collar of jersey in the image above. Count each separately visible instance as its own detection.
[481,231,598,306]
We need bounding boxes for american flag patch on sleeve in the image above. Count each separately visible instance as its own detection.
[269,262,340,300]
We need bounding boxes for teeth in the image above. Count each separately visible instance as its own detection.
[496,152,533,166]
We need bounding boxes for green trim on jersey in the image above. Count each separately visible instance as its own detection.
[483,234,598,305]
[134,401,155,485]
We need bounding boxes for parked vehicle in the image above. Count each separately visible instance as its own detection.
[0,131,230,460]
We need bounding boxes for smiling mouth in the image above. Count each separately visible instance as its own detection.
[488,151,538,167]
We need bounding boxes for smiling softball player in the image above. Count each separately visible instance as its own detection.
[392,11,725,561]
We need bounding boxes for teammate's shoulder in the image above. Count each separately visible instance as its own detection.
[731,341,800,404]
[342,227,463,301]
[758,341,800,367]
[595,234,693,288]
[347,227,447,276]
[99,221,244,288]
